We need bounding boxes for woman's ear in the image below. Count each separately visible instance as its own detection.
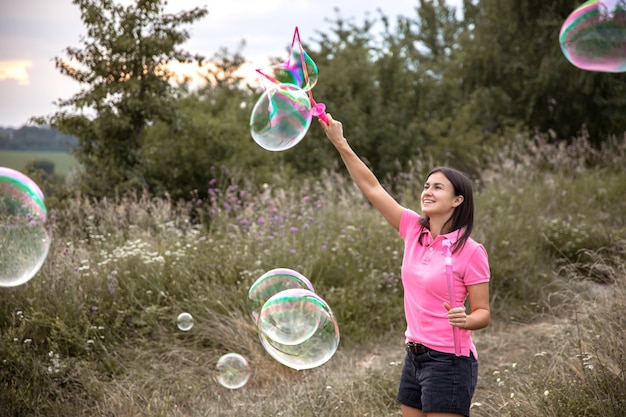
[453,195,464,207]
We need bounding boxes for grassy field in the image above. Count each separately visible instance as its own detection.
[1,133,625,416]
[0,150,78,176]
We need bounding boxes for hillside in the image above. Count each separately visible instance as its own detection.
[0,125,77,151]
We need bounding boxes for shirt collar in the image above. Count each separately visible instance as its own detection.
[443,229,461,244]
[420,227,462,244]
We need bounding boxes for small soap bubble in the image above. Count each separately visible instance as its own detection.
[216,353,250,389]
[176,312,194,331]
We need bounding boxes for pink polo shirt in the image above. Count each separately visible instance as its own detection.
[399,209,490,358]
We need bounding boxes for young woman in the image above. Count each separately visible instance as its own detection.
[319,114,490,417]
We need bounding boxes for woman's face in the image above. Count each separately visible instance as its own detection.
[420,171,463,218]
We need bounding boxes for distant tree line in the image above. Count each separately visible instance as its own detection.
[32,0,626,202]
[0,126,77,151]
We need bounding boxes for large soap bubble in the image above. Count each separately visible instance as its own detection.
[258,288,339,370]
[250,83,313,151]
[560,0,626,72]
[258,288,322,346]
[247,267,315,324]
[216,353,251,389]
[0,167,51,287]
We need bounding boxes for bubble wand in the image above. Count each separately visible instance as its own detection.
[256,27,328,124]
[443,240,461,356]
[293,28,328,125]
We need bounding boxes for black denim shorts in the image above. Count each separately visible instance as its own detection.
[396,346,478,417]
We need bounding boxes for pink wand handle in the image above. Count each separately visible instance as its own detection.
[443,240,461,356]
[312,102,328,125]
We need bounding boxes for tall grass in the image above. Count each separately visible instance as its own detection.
[1,131,625,416]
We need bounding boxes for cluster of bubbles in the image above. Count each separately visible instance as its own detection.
[2,27,340,392]
[0,167,51,288]
[560,0,626,72]
[250,27,326,152]
[247,268,340,371]
[180,30,337,384]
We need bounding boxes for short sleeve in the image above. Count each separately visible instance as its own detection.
[463,244,490,285]
[399,209,420,239]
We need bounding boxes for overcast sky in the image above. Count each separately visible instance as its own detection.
[0,0,463,128]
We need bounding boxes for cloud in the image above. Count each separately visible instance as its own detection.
[0,60,32,85]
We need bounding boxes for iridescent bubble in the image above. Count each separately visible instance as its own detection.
[248,268,315,324]
[258,289,340,370]
[176,312,194,331]
[0,167,51,287]
[256,45,318,91]
[258,288,322,346]
[251,27,327,150]
[560,0,626,72]
[250,83,313,152]
[216,353,250,389]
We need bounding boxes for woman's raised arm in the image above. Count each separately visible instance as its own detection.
[319,114,404,230]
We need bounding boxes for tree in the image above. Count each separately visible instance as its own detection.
[34,0,207,197]
[394,0,481,174]
[141,45,280,201]
[454,0,626,143]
